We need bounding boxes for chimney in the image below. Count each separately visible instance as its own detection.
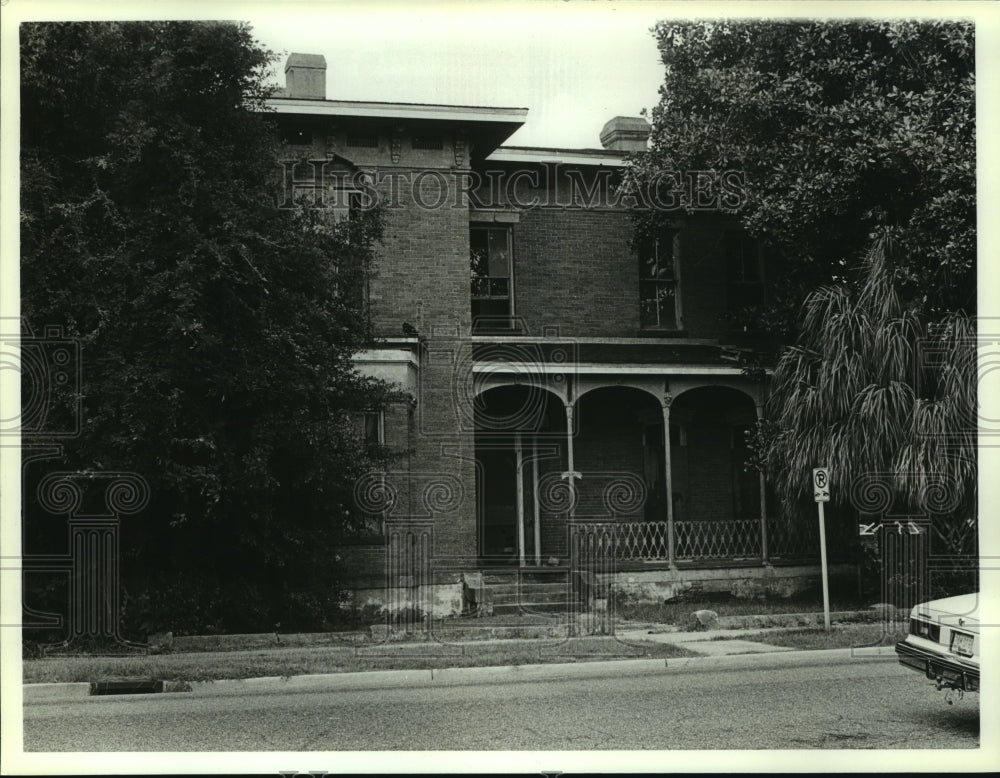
[284,53,327,99]
[599,116,651,152]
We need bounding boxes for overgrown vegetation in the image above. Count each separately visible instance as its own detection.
[757,238,977,600]
[20,22,392,637]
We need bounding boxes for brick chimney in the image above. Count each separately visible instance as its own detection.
[284,53,327,99]
[599,116,651,152]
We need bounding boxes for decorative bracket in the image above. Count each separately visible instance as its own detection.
[454,127,469,167]
[391,124,404,165]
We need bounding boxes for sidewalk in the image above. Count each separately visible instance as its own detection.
[618,627,798,656]
[22,609,904,703]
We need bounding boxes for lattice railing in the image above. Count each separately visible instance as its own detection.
[611,521,670,560]
[675,519,762,560]
[570,518,854,562]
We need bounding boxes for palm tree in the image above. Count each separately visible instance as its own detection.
[762,235,977,575]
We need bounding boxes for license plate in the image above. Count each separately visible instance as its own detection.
[951,631,974,657]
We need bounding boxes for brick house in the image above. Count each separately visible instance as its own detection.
[269,54,854,618]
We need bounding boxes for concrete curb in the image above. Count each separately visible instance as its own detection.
[23,645,898,703]
[22,681,92,702]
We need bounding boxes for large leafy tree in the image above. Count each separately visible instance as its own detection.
[634,21,977,588]
[21,22,390,633]
[631,20,975,335]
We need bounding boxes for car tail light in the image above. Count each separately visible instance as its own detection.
[910,617,940,642]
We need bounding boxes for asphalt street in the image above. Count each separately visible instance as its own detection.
[22,655,979,751]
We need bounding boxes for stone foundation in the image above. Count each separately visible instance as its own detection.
[607,563,856,604]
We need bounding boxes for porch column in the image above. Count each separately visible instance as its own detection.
[562,402,580,520]
[756,403,769,564]
[532,436,541,566]
[515,432,526,568]
[661,393,676,568]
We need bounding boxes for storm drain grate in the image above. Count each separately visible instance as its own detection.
[90,679,164,695]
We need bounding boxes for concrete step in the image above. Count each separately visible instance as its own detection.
[481,570,569,585]
[429,624,572,641]
[484,582,571,597]
[491,601,577,615]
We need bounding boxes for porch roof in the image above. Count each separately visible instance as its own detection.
[471,341,745,367]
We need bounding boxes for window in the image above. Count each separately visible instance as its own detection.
[363,410,384,449]
[471,225,513,329]
[639,230,680,329]
[725,231,764,311]
[327,188,363,225]
[357,410,386,537]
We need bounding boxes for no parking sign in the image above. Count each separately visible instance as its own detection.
[812,466,831,629]
[812,467,830,502]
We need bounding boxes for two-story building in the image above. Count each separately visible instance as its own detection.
[269,53,854,620]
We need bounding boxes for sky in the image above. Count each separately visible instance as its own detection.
[243,1,670,148]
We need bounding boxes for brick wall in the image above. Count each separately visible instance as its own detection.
[512,208,637,337]
[369,173,472,341]
[470,165,744,341]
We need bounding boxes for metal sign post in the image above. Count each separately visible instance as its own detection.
[812,467,831,630]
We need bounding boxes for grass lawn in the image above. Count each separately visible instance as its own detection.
[617,593,872,625]
[23,637,697,684]
[728,623,908,651]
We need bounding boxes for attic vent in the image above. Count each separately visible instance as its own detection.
[346,133,379,148]
[412,135,443,150]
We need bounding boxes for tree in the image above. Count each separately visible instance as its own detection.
[632,21,977,594]
[763,237,975,518]
[758,236,977,595]
[20,22,391,633]
[630,20,975,336]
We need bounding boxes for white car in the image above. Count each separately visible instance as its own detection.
[895,592,979,693]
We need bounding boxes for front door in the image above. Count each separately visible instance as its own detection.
[476,436,542,565]
[477,447,518,562]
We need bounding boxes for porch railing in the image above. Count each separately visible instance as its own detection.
[676,519,761,560]
[582,518,853,564]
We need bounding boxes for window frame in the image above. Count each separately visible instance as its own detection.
[470,223,515,331]
[638,229,682,331]
[725,230,765,311]
[354,409,387,540]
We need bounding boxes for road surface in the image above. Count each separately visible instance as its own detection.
[23,656,978,751]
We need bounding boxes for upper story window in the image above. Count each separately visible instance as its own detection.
[639,230,680,330]
[725,231,764,311]
[471,225,514,330]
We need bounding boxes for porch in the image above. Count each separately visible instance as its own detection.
[472,369,852,571]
